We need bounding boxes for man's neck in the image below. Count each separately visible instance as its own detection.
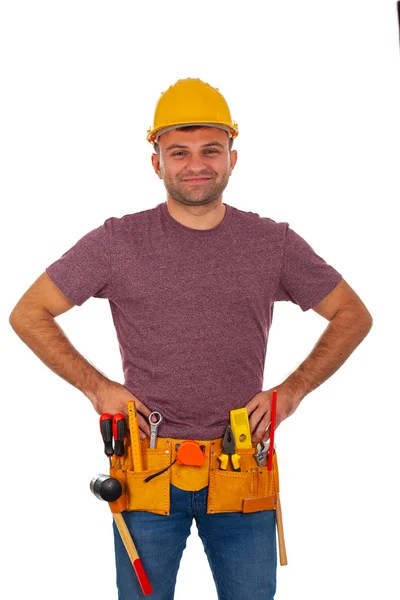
[166,199,226,230]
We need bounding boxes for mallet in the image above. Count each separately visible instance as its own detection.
[90,475,153,595]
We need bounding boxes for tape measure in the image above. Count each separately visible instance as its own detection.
[128,401,143,471]
[229,408,252,449]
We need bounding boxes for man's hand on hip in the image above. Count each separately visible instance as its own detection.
[245,386,301,443]
[91,380,152,440]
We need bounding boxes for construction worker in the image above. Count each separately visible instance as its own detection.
[9,77,373,600]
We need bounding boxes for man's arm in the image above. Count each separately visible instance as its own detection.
[9,273,152,434]
[9,272,112,401]
[247,278,373,439]
[279,277,373,401]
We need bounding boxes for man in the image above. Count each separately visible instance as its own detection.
[9,77,373,600]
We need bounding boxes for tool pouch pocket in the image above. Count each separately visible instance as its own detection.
[122,439,172,515]
[207,442,279,514]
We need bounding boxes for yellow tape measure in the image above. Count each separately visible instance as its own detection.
[230,408,252,449]
[128,401,143,471]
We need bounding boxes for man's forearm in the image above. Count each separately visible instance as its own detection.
[9,309,110,403]
[279,310,373,402]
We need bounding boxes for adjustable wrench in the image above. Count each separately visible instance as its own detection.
[253,440,270,466]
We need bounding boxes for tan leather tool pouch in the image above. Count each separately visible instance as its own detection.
[207,438,279,514]
[109,436,279,517]
[109,437,172,515]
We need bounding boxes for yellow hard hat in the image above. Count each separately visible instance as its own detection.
[146,78,239,145]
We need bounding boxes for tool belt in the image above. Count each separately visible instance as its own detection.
[99,401,287,566]
[107,435,280,517]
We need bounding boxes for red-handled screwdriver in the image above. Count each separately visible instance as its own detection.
[112,413,127,470]
[267,390,278,471]
[100,413,114,468]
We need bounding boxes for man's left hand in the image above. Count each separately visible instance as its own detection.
[245,386,302,443]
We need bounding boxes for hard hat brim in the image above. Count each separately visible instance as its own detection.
[147,121,239,145]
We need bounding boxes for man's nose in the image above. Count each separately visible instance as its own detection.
[185,154,209,171]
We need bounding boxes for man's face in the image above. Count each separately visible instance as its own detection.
[151,127,238,207]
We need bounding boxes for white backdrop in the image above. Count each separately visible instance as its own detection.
[1,1,399,599]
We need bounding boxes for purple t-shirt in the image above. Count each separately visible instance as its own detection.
[46,202,342,439]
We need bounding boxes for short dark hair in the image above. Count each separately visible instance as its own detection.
[153,125,234,154]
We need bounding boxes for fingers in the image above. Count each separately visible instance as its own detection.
[127,395,152,439]
[251,414,271,443]
[134,399,152,419]
[245,398,258,415]
[249,406,265,433]
[137,413,151,439]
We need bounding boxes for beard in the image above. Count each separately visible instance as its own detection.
[161,170,230,207]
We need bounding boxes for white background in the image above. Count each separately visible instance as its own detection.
[1,1,399,599]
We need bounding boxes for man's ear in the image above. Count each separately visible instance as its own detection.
[151,153,163,179]
[230,149,238,173]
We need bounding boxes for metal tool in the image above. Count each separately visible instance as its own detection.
[253,440,278,467]
[218,425,241,471]
[148,411,163,448]
[254,440,269,467]
[90,474,122,502]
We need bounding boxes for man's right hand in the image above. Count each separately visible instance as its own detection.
[92,380,152,440]
[8,273,152,441]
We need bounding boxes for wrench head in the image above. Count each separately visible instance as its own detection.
[260,440,270,452]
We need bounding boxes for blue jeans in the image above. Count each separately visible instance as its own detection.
[112,483,277,599]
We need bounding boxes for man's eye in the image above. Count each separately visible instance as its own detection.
[171,149,218,156]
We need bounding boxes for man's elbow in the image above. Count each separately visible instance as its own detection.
[335,306,373,342]
[362,314,373,336]
[9,307,26,334]
[353,309,373,340]
[9,308,20,331]
[358,306,373,331]
[9,304,45,333]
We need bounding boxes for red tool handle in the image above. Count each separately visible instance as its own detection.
[133,558,153,596]
[267,390,278,471]
[100,413,114,457]
[113,513,153,595]
[112,413,126,457]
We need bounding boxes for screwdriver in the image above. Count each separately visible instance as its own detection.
[267,390,278,471]
[113,413,127,470]
[100,413,114,468]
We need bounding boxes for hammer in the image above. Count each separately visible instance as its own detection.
[90,475,153,595]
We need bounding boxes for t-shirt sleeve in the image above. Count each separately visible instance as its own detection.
[45,218,112,306]
[274,223,342,312]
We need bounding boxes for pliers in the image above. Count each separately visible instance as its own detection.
[218,425,241,471]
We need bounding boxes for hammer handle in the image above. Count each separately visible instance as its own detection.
[113,513,153,595]
[275,492,288,566]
